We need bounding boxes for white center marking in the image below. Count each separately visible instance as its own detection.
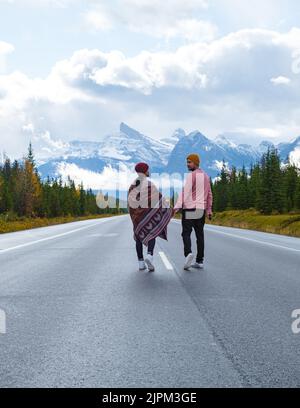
[159,251,174,270]
[0,309,6,334]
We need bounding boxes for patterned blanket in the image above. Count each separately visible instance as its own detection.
[128,177,174,246]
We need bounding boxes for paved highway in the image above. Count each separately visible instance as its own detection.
[0,215,299,387]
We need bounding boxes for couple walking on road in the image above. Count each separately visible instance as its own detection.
[127,154,213,272]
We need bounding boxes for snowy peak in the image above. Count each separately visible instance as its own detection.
[173,128,186,139]
[119,122,143,140]
[292,135,300,144]
[161,128,186,146]
[259,140,275,150]
[187,130,210,144]
[215,134,237,149]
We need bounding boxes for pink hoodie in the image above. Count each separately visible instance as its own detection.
[174,168,213,215]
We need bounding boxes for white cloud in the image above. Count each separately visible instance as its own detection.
[84,7,113,31]
[271,76,291,85]
[83,0,216,42]
[56,161,184,192]
[56,161,137,190]
[0,0,79,7]
[289,147,300,167]
[237,127,282,140]
[2,27,300,158]
[22,123,70,161]
[0,41,14,54]
[210,0,300,31]
[0,40,14,74]
[48,47,209,95]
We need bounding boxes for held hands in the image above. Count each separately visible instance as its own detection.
[172,207,180,216]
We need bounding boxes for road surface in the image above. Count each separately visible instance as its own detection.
[0,215,299,387]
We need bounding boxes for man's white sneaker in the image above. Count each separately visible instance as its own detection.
[191,262,204,269]
[145,255,155,272]
[139,260,146,270]
[184,253,194,270]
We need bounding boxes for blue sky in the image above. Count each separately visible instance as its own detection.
[1,0,300,158]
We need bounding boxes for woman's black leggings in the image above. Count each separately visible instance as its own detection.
[136,238,156,261]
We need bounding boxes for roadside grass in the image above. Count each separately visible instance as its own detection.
[175,209,300,238]
[207,210,300,238]
[0,213,125,234]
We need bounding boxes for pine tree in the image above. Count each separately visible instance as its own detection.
[283,164,298,212]
[236,165,249,210]
[213,160,229,212]
[259,149,273,214]
[295,175,300,210]
[248,163,261,210]
[27,141,35,168]
[269,149,284,213]
[227,166,238,209]
[79,182,86,215]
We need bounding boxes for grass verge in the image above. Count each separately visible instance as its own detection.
[206,209,300,238]
[0,213,125,234]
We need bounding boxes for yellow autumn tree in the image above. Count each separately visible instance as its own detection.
[19,143,42,217]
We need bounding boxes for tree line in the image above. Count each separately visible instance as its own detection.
[0,143,122,219]
[212,148,300,214]
[2,143,299,219]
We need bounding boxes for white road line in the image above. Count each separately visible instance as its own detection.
[206,228,300,253]
[159,251,174,270]
[0,217,116,254]
[172,219,300,253]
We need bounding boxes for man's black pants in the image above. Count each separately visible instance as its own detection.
[181,209,206,263]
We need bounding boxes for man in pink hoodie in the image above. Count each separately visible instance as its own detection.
[174,153,213,270]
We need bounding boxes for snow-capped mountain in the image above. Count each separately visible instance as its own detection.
[277,136,300,167]
[165,131,278,177]
[37,123,300,184]
[37,122,172,179]
[161,128,186,147]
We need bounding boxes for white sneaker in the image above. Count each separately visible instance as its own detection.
[145,255,155,272]
[184,253,194,270]
[139,260,146,270]
[191,262,204,269]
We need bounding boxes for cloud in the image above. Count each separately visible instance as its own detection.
[56,161,137,190]
[84,7,114,31]
[2,27,300,158]
[209,0,300,31]
[56,161,184,193]
[48,47,209,95]
[0,0,79,7]
[83,0,216,42]
[271,76,291,85]
[0,40,14,74]
[22,123,70,161]
[289,147,300,167]
[0,40,14,54]
[56,27,300,102]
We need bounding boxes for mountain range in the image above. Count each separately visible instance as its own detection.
[37,122,300,182]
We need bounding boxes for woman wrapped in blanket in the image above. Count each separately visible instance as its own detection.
[128,162,174,272]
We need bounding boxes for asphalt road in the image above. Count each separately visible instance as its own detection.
[0,215,299,387]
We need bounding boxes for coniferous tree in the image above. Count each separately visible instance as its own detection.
[213,160,229,212]
[283,164,298,212]
[248,163,261,210]
[236,165,249,210]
